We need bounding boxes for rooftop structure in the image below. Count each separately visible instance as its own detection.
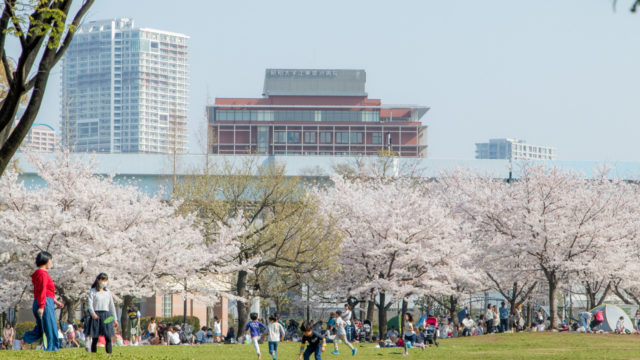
[207,69,430,157]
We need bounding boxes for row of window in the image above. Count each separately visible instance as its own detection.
[215,110,380,123]
[272,131,383,145]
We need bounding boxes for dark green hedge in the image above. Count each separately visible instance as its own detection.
[15,321,36,339]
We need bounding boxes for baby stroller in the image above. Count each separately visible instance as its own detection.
[358,320,372,342]
[423,317,439,347]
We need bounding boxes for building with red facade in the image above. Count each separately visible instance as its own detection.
[207,69,430,157]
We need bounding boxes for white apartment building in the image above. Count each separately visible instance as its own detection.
[22,123,59,152]
[475,138,556,161]
[61,18,188,153]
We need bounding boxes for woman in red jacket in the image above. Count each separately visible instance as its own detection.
[22,251,65,351]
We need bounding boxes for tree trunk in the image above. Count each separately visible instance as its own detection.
[448,295,459,337]
[366,299,375,325]
[66,299,77,324]
[0,67,50,175]
[236,270,248,338]
[526,303,532,328]
[585,283,595,310]
[120,295,134,341]
[377,292,388,340]
[548,278,558,330]
[400,298,408,335]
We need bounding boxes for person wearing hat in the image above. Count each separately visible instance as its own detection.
[85,273,118,354]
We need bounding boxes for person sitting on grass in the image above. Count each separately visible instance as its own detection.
[167,326,181,345]
[616,316,626,334]
[2,322,15,350]
[387,327,399,343]
[462,314,475,337]
[195,326,206,344]
[225,327,236,344]
[297,321,326,360]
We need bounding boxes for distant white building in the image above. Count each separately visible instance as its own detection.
[61,18,188,153]
[22,124,58,152]
[475,138,556,161]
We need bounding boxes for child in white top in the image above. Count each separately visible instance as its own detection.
[616,316,626,334]
[267,315,286,360]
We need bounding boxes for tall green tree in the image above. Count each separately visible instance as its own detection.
[0,0,95,176]
[174,157,339,336]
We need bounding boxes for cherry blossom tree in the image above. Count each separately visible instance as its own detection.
[0,152,242,325]
[452,165,632,328]
[318,175,475,338]
[439,170,540,313]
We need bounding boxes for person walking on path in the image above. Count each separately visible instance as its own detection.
[23,251,64,351]
[332,311,357,356]
[85,273,118,354]
[499,302,510,333]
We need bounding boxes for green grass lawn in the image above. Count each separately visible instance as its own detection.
[3,333,640,359]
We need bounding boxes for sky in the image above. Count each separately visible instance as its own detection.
[27,0,640,161]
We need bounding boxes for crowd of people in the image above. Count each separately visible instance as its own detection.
[4,250,640,358]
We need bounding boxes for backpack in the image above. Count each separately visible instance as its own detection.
[595,312,604,322]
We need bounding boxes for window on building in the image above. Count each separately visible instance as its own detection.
[320,132,332,144]
[287,131,300,143]
[162,294,172,317]
[336,132,350,144]
[350,132,363,144]
[304,131,316,144]
[372,132,383,145]
[274,131,286,144]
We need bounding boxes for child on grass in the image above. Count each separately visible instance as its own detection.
[332,311,357,356]
[246,312,267,360]
[267,314,286,360]
[297,321,326,360]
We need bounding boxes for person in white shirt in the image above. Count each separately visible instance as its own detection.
[386,327,399,343]
[167,326,181,345]
[462,315,475,337]
[616,316,626,334]
[342,304,353,342]
[267,315,286,360]
[332,311,357,356]
[86,273,118,354]
[485,304,494,333]
[214,316,222,343]
[66,323,80,348]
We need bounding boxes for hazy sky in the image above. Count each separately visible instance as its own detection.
[31,0,640,160]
